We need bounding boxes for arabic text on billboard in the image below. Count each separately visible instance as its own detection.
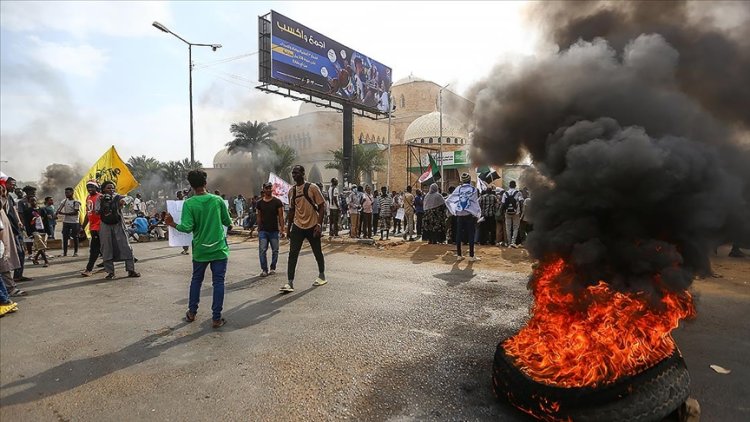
[270,11,392,113]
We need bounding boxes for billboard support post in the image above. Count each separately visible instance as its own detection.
[343,104,353,187]
[386,92,392,190]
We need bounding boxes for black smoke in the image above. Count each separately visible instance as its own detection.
[471,1,750,294]
[38,163,84,201]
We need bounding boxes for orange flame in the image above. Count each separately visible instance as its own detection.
[504,258,695,388]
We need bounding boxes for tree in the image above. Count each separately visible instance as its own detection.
[325,144,386,185]
[162,159,204,191]
[269,143,297,179]
[127,155,161,182]
[225,121,276,155]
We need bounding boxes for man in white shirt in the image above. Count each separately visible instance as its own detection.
[133,194,143,214]
[327,178,340,237]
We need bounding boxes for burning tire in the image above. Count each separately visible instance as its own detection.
[492,341,690,421]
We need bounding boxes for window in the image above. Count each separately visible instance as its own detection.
[429,138,433,144]
[400,94,406,108]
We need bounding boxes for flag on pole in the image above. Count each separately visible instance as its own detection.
[73,146,139,224]
[477,176,489,193]
[268,172,292,205]
[0,171,8,187]
[476,166,500,183]
[418,153,442,185]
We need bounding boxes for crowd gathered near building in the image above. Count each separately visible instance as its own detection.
[0,167,533,321]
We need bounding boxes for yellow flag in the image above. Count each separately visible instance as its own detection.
[74,146,139,223]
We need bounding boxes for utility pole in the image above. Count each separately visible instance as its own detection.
[439,83,450,192]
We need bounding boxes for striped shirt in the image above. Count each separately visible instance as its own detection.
[379,196,393,218]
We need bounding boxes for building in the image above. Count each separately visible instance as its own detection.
[210,75,479,195]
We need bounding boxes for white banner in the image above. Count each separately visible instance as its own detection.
[167,199,229,247]
[269,172,292,205]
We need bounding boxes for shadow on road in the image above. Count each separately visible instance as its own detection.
[0,288,315,406]
[433,261,477,287]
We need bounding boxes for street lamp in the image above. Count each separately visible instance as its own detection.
[438,83,450,192]
[152,21,222,163]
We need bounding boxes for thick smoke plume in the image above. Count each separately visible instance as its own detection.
[471,1,750,294]
[38,163,84,201]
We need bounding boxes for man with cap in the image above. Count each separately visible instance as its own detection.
[446,172,481,262]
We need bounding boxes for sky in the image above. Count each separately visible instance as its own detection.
[0,1,542,182]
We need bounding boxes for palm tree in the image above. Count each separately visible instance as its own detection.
[269,143,297,179]
[127,155,162,182]
[325,144,386,185]
[225,121,276,154]
[162,159,204,191]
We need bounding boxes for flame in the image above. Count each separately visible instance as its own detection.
[504,258,695,388]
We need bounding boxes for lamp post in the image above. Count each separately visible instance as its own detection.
[153,21,222,163]
[438,83,450,192]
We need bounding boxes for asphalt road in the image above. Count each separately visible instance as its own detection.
[1,239,748,421]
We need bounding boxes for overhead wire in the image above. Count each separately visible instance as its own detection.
[193,51,258,69]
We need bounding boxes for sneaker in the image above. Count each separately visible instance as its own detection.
[269,269,276,275]
[127,271,141,278]
[456,255,465,262]
[105,273,115,280]
[73,253,78,257]
[259,271,269,277]
[81,270,93,277]
[312,278,328,287]
[469,256,481,262]
[280,283,294,293]
[212,318,227,328]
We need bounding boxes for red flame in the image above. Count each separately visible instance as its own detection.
[504,259,695,388]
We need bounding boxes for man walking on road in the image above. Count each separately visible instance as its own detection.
[403,186,416,241]
[281,165,327,293]
[256,182,285,277]
[166,170,232,328]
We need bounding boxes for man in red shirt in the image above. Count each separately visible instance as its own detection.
[80,181,102,277]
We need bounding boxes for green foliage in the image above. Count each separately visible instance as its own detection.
[325,145,386,185]
[225,121,276,154]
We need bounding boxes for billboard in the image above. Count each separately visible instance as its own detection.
[269,10,392,114]
[420,150,470,167]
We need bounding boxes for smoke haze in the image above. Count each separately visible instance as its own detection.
[471,1,750,294]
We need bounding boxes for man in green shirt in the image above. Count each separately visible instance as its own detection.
[166,170,232,328]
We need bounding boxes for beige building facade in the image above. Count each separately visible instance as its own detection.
[211,75,478,195]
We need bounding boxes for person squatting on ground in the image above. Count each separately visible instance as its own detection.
[327,178,340,237]
[256,182,285,277]
[80,181,102,277]
[501,180,524,248]
[448,173,481,262]
[166,170,232,328]
[281,165,327,293]
[0,183,26,300]
[97,181,140,279]
[57,187,81,257]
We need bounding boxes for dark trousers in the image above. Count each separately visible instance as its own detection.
[416,212,424,236]
[189,259,227,321]
[329,209,340,236]
[456,215,477,257]
[85,230,101,272]
[62,222,80,255]
[361,213,372,238]
[287,224,325,283]
[480,218,496,244]
[13,234,25,279]
[372,213,379,232]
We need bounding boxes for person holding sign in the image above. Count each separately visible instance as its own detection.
[165,170,232,328]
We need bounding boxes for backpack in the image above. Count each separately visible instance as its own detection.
[99,195,122,225]
[291,183,319,212]
[504,191,519,215]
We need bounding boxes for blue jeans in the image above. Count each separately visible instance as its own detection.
[258,231,280,273]
[0,273,11,304]
[189,259,227,321]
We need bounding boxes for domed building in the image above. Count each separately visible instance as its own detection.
[207,75,476,195]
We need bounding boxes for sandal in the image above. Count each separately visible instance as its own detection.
[212,318,226,328]
[10,288,27,297]
[185,311,196,322]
